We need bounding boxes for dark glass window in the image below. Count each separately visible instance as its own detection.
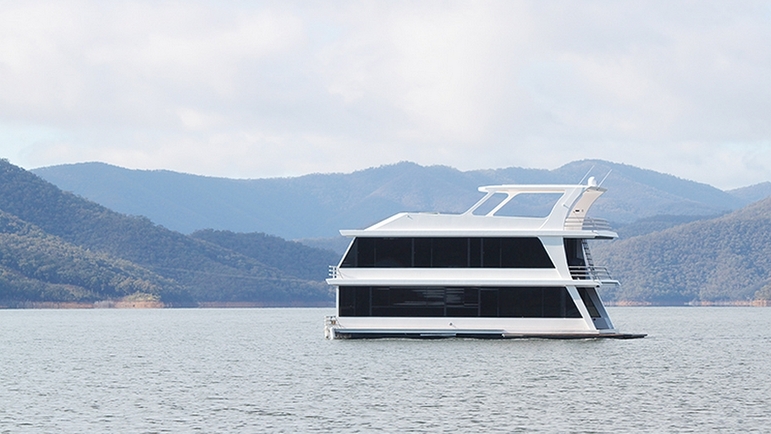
[541,287,563,318]
[445,288,479,317]
[374,238,412,267]
[518,287,543,317]
[432,238,468,267]
[339,286,581,318]
[371,287,445,317]
[355,286,371,316]
[564,238,585,267]
[340,237,554,269]
[578,287,601,318]
[339,286,370,316]
[501,238,554,268]
[480,289,499,317]
[469,238,482,267]
[339,286,356,316]
[482,238,501,268]
[351,237,375,267]
[413,238,432,267]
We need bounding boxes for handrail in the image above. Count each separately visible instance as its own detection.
[564,217,612,231]
[569,265,615,281]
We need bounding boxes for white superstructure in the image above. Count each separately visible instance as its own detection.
[324,178,644,339]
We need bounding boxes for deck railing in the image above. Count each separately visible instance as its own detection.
[332,264,614,282]
[564,217,613,231]
[569,265,615,282]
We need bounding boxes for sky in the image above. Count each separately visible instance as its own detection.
[1,1,770,190]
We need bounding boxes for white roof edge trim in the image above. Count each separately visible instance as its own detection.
[326,279,608,287]
[477,184,607,193]
[339,230,619,238]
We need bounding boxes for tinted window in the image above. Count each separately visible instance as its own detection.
[340,286,580,318]
[501,238,555,268]
[480,289,499,317]
[339,286,356,316]
[375,238,412,267]
[341,237,554,269]
[482,238,501,268]
[371,287,445,317]
[432,238,468,267]
[413,238,432,267]
[578,287,601,318]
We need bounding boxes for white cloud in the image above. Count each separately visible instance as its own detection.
[1,0,770,189]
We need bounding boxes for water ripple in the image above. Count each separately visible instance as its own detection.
[1,307,770,432]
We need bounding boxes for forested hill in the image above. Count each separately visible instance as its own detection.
[593,197,771,304]
[0,208,186,305]
[0,159,334,307]
[33,160,748,239]
[190,229,338,282]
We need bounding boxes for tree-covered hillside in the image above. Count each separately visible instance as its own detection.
[728,181,771,204]
[0,209,186,305]
[594,198,771,304]
[191,230,338,282]
[613,214,723,240]
[0,159,333,306]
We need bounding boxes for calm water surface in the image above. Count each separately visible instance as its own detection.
[1,307,770,433]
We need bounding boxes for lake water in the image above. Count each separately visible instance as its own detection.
[1,307,770,433]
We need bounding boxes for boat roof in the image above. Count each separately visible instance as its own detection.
[340,178,617,239]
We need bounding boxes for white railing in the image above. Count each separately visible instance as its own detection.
[569,265,615,282]
[328,265,339,278]
[564,217,612,231]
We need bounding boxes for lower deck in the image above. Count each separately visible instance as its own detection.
[327,327,646,340]
[324,284,643,339]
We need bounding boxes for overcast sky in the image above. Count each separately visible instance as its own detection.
[1,1,770,189]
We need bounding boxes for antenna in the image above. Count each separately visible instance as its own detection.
[598,169,612,187]
[578,165,595,184]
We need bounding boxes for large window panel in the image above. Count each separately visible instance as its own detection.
[339,286,356,316]
[432,238,468,267]
[501,238,554,268]
[517,287,543,317]
[413,238,432,267]
[542,287,563,318]
[339,286,581,318]
[340,237,555,269]
[480,289,499,317]
[375,238,412,267]
[469,238,482,267]
[482,238,501,268]
[371,287,444,317]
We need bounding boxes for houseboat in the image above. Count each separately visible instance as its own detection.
[324,178,644,339]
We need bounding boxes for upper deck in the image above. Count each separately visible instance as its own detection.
[340,178,617,239]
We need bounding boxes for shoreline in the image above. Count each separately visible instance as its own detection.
[0,301,336,309]
[1,301,769,309]
[606,300,771,307]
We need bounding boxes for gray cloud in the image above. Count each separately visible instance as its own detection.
[1,0,769,188]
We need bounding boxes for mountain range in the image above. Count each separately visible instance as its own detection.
[594,197,771,304]
[33,160,754,241]
[0,159,335,307]
[2,158,770,306]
